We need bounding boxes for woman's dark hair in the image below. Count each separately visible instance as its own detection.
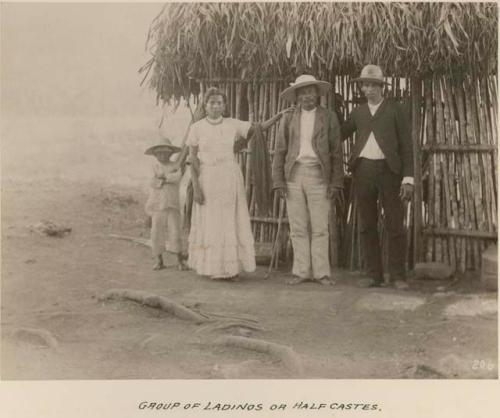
[203,87,227,106]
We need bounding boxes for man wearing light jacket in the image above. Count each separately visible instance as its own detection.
[272,75,344,286]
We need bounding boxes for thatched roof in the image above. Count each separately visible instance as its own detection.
[141,2,498,102]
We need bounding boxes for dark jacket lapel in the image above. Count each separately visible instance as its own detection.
[368,98,387,121]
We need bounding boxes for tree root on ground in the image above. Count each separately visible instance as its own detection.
[12,327,59,350]
[100,289,210,324]
[215,335,304,375]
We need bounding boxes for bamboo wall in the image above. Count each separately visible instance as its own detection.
[416,74,498,271]
[196,72,497,273]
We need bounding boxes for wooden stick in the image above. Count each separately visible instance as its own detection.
[465,76,485,267]
[250,216,289,224]
[267,198,285,277]
[423,78,435,262]
[488,76,498,136]
[108,234,151,248]
[225,82,231,116]
[263,82,269,121]
[455,77,475,233]
[422,144,496,152]
[270,81,278,150]
[422,228,497,239]
[444,76,466,272]
[433,76,443,263]
[411,77,423,265]
[235,82,241,119]
[461,77,482,266]
[437,77,454,267]
[245,84,254,199]
[477,75,495,233]
[260,82,266,122]
[440,77,457,269]
[230,80,236,117]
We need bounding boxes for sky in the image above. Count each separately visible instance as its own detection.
[1,3,193,186]
[1,3,162,119]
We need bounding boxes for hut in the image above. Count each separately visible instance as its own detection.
[141,2,498,274]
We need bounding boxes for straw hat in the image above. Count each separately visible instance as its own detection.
[144,137,181,155]
[280,74,331,102]
[350,64,389,85]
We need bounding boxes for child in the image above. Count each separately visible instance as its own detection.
[144,137,187,271]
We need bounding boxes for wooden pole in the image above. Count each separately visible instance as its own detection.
[410,77,423,266]
[423,78,435,262]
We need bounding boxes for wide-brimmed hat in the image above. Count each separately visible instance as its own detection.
[144,137,181,155]
[350,64,389,85]
[280,74,331,102]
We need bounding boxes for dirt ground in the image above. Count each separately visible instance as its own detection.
[1,175,497,380]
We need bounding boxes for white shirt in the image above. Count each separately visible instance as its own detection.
[297,107,319,162]
[359,99,414,185]
[359,101,385,160]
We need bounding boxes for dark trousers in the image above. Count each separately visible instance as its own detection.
[353,158,406,282]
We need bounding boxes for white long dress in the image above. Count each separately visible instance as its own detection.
[187,117,256,278]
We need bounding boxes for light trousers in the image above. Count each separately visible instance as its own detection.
[286,162,331,279]
[151,209,182,256]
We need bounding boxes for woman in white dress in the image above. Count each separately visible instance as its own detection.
[187,87,286,280]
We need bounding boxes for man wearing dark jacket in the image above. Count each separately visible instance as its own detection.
[342,65,413,289]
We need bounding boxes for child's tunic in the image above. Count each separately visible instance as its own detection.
[145,162,182,256]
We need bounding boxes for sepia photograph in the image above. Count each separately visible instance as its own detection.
[1,0,498,400]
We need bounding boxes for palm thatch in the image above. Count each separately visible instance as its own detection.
[141,2,497,102]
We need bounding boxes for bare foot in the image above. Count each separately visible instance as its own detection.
[286,276,309,285]
[317,277,335,286]
[177,262,188,271]
[153,262,165,271]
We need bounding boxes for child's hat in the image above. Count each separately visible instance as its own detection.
[144,137,181,155]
